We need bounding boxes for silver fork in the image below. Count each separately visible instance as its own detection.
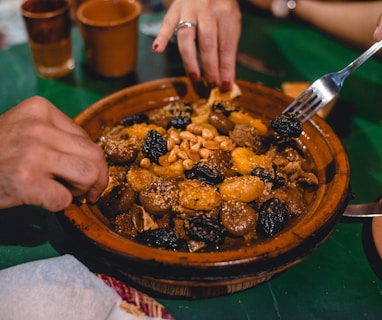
[282,40,382,122]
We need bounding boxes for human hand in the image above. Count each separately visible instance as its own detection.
[374,13,382,41]
[152,0,241,91]
[0,96,109,212]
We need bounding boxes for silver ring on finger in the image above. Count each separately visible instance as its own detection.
[174,20,197,34]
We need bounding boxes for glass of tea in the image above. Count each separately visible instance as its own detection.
[21,0,74,79]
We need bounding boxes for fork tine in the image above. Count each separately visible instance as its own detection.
[299,96,324,123]
[282,88,315,114]
[282,85,325,122]
[294,93,321,116]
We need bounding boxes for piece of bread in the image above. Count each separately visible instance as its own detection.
[208,83,242,105]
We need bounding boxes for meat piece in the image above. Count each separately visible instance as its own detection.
[138,177,178,215]
[99,184,136,217]
[229,123,265,153]
[220,201,257,236]
[103,139,139,164]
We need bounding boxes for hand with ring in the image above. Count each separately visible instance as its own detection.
[152,0,242,91]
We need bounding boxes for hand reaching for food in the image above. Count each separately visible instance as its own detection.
[0,96,109,212]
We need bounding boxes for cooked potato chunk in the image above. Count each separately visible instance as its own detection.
[178,180,222,211]
[219,176,265,202]
[231,147,272,175]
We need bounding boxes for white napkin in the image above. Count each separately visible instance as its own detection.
[0,255,150,320]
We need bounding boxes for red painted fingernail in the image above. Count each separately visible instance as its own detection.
[208,82,217,89]
[222,81,231,92]
[152,43,159,51]
[188,72,199,82]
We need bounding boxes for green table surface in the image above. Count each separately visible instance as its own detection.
[1,7,382,319]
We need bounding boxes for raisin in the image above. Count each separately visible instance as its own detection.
[271,113,303,138]
[142,129,168,164]
[167,116,191,130]
[121,113,148,126]
[136,228,185,250]
[185,165,224,185]
[184,215,226,247]
[256,198,289,238]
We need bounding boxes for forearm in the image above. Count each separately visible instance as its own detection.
[294,1,382,49]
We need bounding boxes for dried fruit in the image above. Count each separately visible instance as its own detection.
[185,165,223,185]
[256,198,289,238]
[168,116,192,130]
[271,113,302,138]
[184,215,226,247]
[136,228,185,250]
[142,129,168,164]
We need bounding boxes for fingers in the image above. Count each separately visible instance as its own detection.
[25,179,74,212]
[16,96,89,138]
[374,13,382,41]
[215,11,241,90]
[153,0,202,83]
[46,147,109,204]
[197,14,220,88]
[152,2,181,53]
[23,97,109,202]
[17,138,108,211]
[153,0,242,90]
[34,126,109,203]
[176,25,201,81]
[152,17,177,53]
[1,97,109,211]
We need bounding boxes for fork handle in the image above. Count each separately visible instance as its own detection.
[341,40,382,75]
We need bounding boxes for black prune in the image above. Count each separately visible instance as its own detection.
[256,198,289,238]
[142,129,168,164]
[121,113,148,126]
[185,165,223,185]
[251,166,285,189]
[184,215,226,247]
[136,228,185,250]
[271,113,303,138]
[167,116,191,130]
